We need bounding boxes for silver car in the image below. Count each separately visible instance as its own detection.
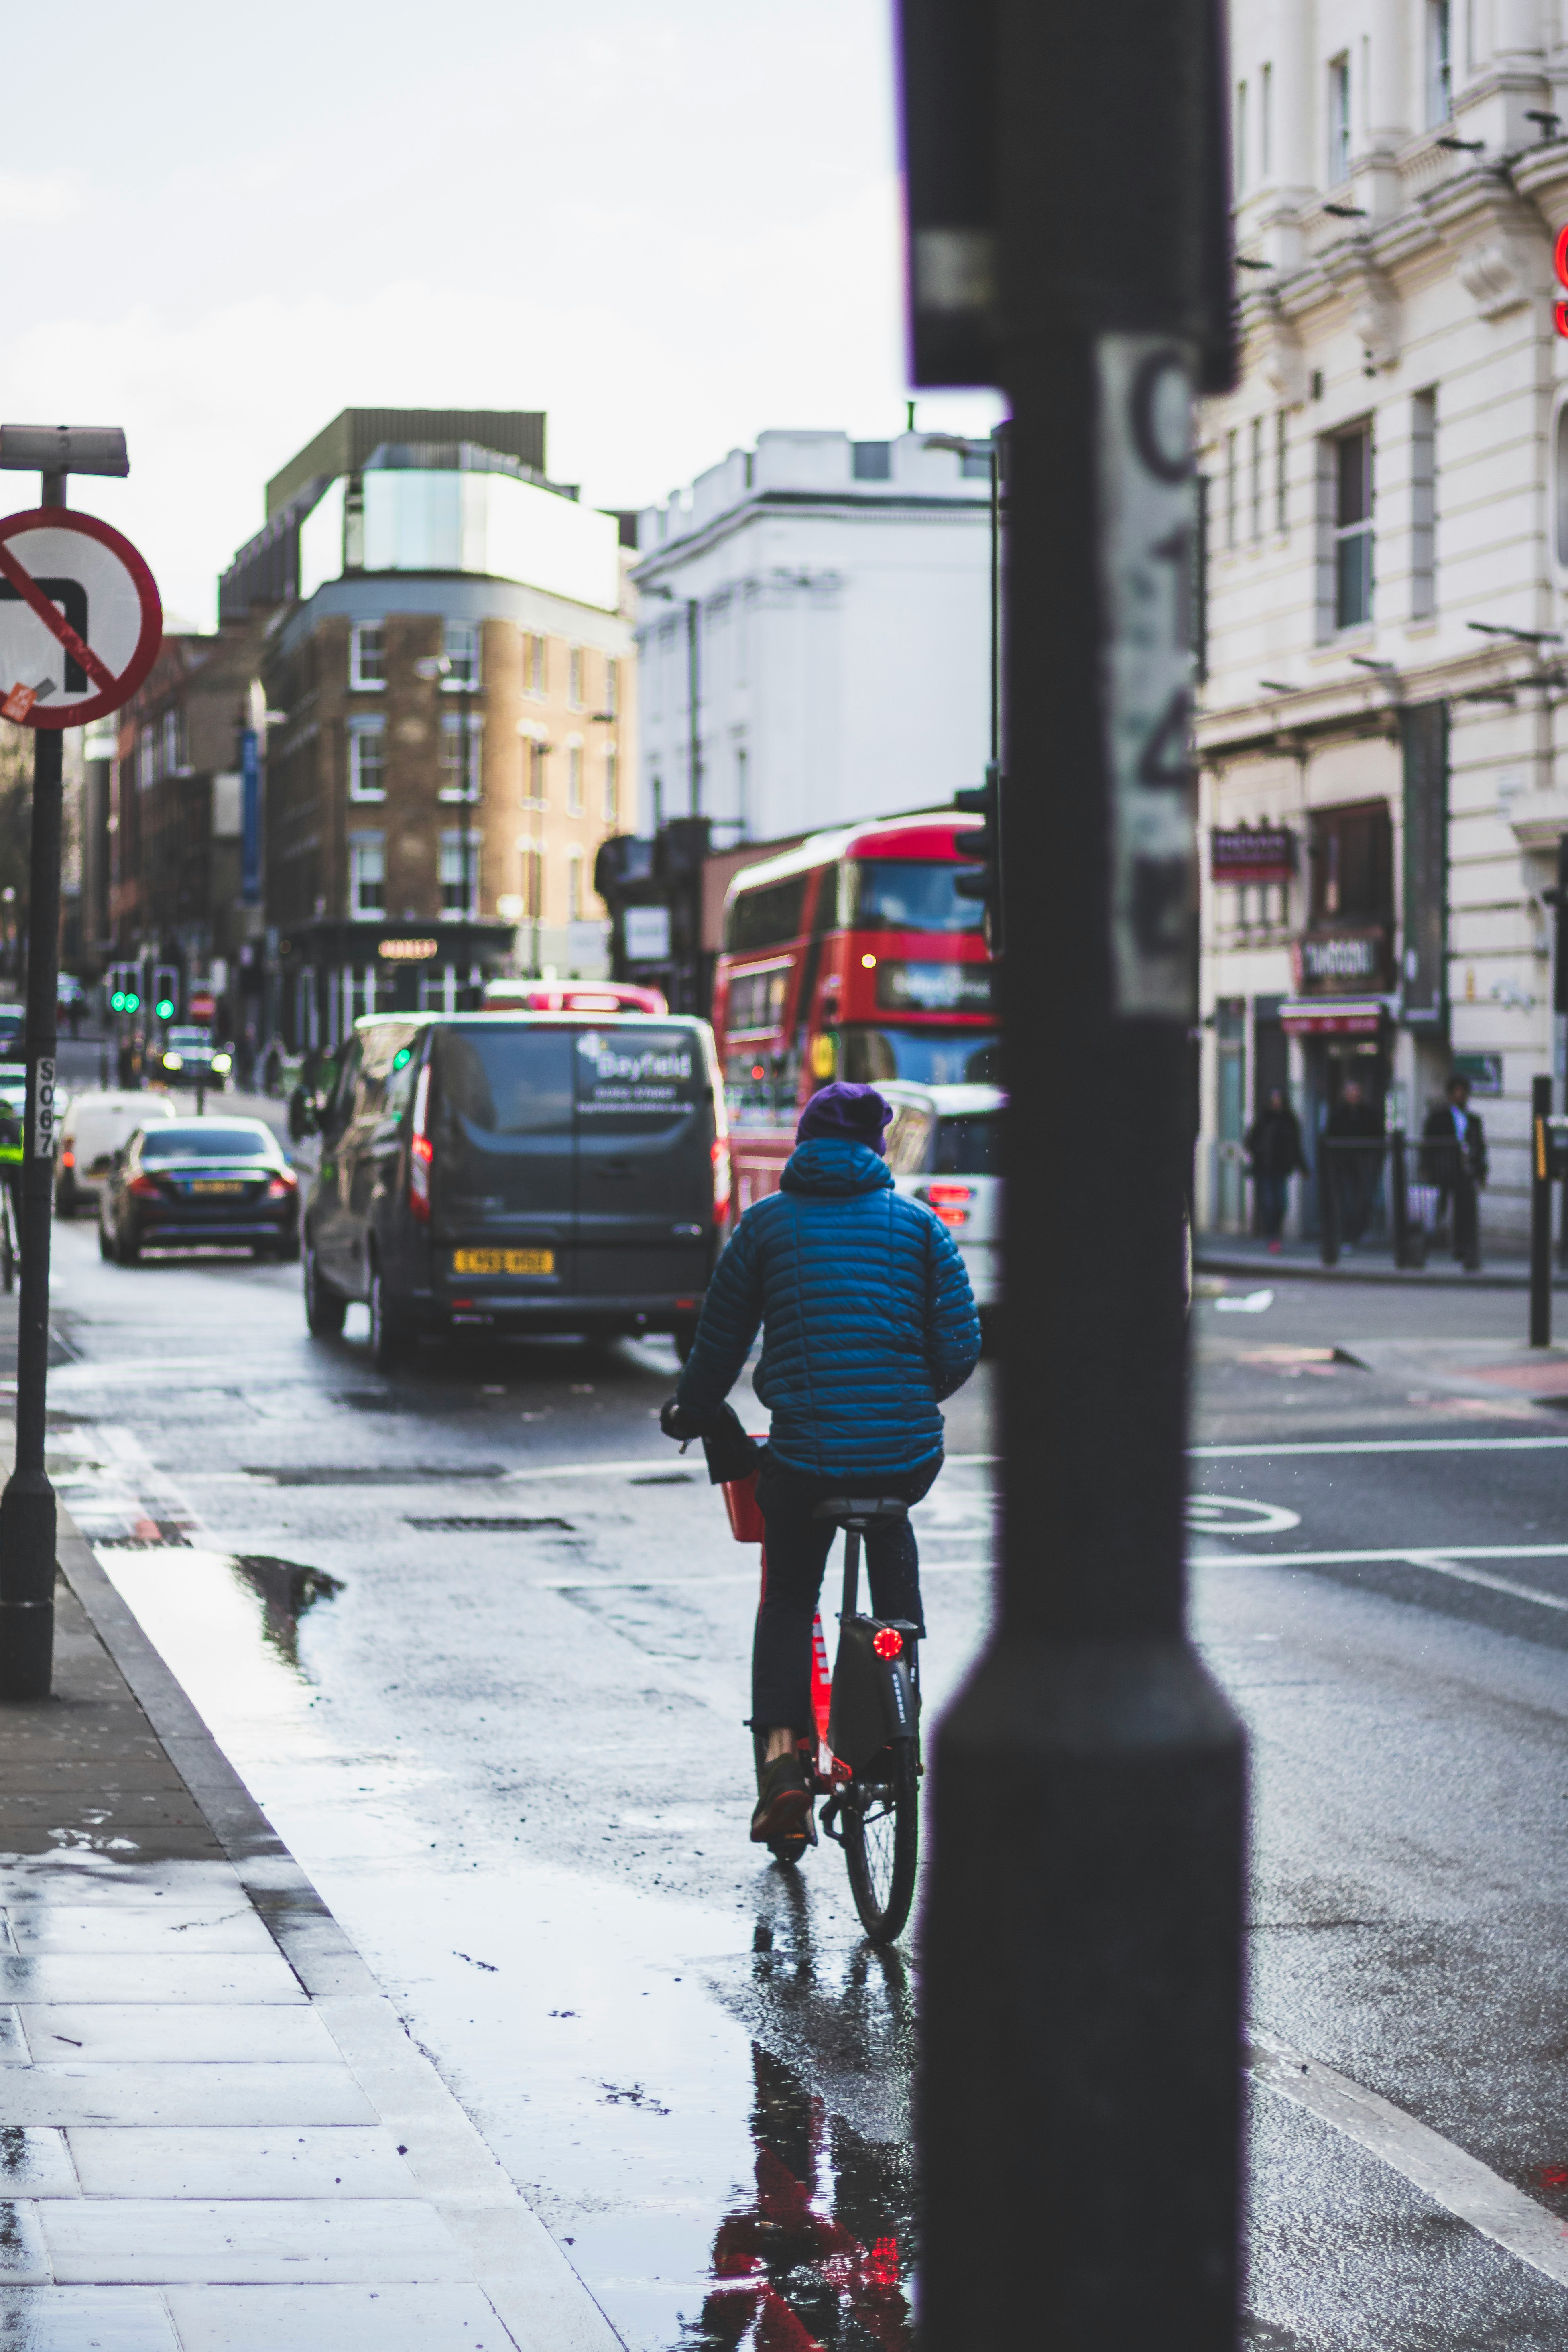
[881,1081,1002,1314]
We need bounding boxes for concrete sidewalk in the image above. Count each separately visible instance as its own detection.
[0,1508,618,2349]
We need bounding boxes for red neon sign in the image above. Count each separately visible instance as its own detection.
[1554,224,1568,337]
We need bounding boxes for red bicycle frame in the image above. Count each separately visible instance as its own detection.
[723,1459,850,1790]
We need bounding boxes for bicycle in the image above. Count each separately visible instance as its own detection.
[722,1459,923,1944]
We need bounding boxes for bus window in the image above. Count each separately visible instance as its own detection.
[724,873,809,953]
[848,860,986,933]
[726,1048,801,1127]
[839,1027,999,1086]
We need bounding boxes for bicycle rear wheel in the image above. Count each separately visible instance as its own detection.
[842,1741,919,1942]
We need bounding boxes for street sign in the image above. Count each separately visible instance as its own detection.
[0,509,160,730]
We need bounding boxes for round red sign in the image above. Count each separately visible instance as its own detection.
[0,507,161,730]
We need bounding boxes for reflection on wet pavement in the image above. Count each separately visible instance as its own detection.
[228,1555,346,1670]
[681,2046,913,2350]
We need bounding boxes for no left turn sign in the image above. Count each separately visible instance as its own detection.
[0,508,160,730]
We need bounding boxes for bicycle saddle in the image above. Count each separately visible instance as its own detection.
[810,1496,910,1524]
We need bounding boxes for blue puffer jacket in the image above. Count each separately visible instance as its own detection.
[675,1136,981,1477]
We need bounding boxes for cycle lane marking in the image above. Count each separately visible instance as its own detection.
[1191,1436,1568,1457]
[1191,1543,1568,1614]
[1248,2031,1568,2290]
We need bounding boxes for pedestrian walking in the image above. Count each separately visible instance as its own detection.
[1324,1078,1384,1250]
[659,1080,980,1845]
[1423,1074,1488,1267]
[1243,1087,1306,1252]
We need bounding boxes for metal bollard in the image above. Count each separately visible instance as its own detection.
[1390,1128,1409,1270]
[1531,1075,1552,1347]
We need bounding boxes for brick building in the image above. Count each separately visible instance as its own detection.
[220,408,637,1046]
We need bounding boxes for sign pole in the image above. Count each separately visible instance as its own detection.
[900,0,1246,2338]
[0,424,154,1699]
[0,533,63,1699]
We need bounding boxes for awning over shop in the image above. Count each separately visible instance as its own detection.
[1279,999,1386,1036]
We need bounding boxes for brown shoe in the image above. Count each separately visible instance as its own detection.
[750,1751,811,1843]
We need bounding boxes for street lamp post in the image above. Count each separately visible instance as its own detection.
[902,0,1245,2340]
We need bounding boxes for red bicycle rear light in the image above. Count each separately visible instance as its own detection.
[872,1626,904,1660]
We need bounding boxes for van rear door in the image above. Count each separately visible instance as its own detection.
[573,1025,711,1298]
[433,1025,576,1294]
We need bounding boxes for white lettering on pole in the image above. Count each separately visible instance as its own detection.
[1099,336,1198,1019]
[31,1056,55,1157]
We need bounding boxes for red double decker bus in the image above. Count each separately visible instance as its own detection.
[713,810,995,1213]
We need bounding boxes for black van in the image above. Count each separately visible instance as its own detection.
[301,1013,730,1367]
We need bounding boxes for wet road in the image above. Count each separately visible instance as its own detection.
[28,1194,1568,2347]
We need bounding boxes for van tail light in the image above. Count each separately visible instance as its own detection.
[920,1181,973,1228]
[266,1170,298,1200]
[409,1064,433,1222]
[711,1138,732,1217]
[128,1172,161,1200]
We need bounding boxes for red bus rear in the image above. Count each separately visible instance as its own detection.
[713,811,995,1213]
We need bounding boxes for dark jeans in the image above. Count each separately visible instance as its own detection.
[1255,1172,1288,1239]
[752,1453,939,1735]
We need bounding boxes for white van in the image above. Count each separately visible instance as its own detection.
[881,1081,1003,1313]
[57,1091,177,1215]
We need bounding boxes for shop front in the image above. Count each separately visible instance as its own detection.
[274,919,517,1050]
[1281,995,1391,1236]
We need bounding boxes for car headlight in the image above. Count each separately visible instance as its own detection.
[163,1052,183,1070]
[211,1054,232,1073]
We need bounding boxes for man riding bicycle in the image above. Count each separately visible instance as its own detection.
[662,1081,981,1845]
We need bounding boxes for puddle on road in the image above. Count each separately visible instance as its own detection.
[93,1542,923,2348]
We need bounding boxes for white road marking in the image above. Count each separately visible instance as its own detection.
[1249,2031,1568,2290]
[1193,1543,1568,1613]
[1192,1437,1568,1458]
[1186,1497,1302,1534]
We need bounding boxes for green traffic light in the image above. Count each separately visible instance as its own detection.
[124,993,140,1013]
[109,991,125,1012]
[155,997,175,1020]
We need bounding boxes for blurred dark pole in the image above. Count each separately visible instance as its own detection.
[901,0,1247,2342]
[1530,1074,1552,1347]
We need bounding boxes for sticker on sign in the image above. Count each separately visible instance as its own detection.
[0,509,161,729]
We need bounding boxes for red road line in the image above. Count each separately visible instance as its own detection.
[0,542,117,694]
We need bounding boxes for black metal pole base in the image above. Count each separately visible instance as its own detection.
[0,1468,56,1699]
[919,1635,1246,2349]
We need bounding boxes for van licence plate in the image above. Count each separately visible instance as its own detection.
[191,1180,244,1196]
[453,1248,555,1275]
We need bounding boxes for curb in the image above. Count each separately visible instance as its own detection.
[54,1514,624,2352]
[1196,1253,1566,1294]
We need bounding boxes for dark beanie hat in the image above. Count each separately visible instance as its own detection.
[796,1081,892,1153]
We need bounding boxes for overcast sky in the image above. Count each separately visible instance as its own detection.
[1,0,1002,627]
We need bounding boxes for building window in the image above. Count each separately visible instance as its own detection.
[1309,801,1393,925]
[519,843,543,919]
[1427,0,1452,126]
[1235,81,1249,196]
[440,830,478,918]
[1333,423,1374,629]
[567,647,584,708]
[348,716,385,801]
[1226,429,1239,549]
[161,708,183,775]
[440,712,480,802]
[603,659,619,718]
[852,440,892,480]
[1328,55,1352,184]
[350,834,385,918]
[1412,389,1437,618]
[522,737,547,808]
[1261,63,1273,176]
[1250,417,1264,542]
[603,746,618,824]
[961,446,992,478]
[567,742,584,816]
[443,620,480,690]
[1275,410,1288,534]
[566,848,584,922]
[350,622,386,689]
[524,633,545,697]
[137,722,157,792]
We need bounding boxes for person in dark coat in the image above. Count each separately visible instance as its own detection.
[662,1080,981,1845]
[1324,1078,1384,1248]
[1244,1087,1307,1251]
[1423,1074,1488,1265]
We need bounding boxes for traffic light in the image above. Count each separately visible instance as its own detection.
[107,963,140,1015]
[152,965,179,1023]
[954,763,1002,953]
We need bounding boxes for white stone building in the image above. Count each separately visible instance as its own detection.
[1197,0,1568,1250]
[632,430,993,846]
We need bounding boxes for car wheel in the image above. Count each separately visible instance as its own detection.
[115,1227,140,1266]
[98,1218,112,1262]
[275,1230,301,1265]
[368,1259,410,1371]
[303,1241,348,1337]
